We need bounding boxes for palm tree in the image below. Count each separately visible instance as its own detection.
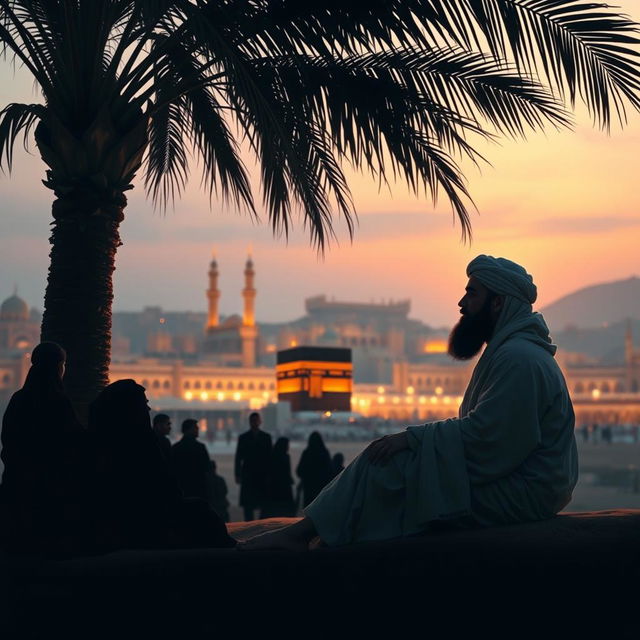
[0,1,639,413]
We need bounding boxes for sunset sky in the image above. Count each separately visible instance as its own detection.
[1,3,639,329]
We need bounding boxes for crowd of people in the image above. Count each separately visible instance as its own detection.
[0,342,237,556]
[0,341,347,557]
[233,414,344,521]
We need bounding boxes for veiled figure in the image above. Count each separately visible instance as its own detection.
[0,342,89,556]
[89,380,235,551]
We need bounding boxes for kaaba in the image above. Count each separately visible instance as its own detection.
[276,346,352,412]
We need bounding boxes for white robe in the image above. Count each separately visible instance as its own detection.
[304,317,578,546]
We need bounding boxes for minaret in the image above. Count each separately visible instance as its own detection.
[240,252,258,367]
[242,253,256,327]
[206,251,220,331]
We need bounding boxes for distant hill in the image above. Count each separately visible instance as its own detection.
[540,276,640,331]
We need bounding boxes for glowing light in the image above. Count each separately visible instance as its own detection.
[159,318,165,324]
[430,396,437,404]
[419,396,426,404]
[591,388,601,400]
[406,386,414,395]
[359,399,367,408]
[377,386,385,394]
[289,339,298,347]
[443,396,451,405]
[435,386,443,395]
[405,396,413,404]
[262,391,270,399]
[377,396,385,404]
[217,392,225,401]
[392,397,400,405]
[184,391,193,401]
[200,392,209,401]
[324,411,332,417]
[266,344,277,353]
[233,392,242,401]
[423,340,447,353]
[456,396,464,405]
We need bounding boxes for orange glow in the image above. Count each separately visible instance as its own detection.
[322,378,352,393]
[289,340,298,347]
[265,344,276,353]
[424,340,447,353]
[277,378,303,393]
[277,360,352,373]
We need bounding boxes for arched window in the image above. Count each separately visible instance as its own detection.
[248,382,255,390]
[163,380,170,389]
[184,381,191,389]
[141,379,149,388]
[227,381,234,390]
[269,382,275,390]
[238,382,245,390]
[574,382,584,394]
[588,382,597,392]
[259,382,265,390]
[216,381,223,389]
[2,373,10,384]
[601,382,611,393]
[152,380,160,389]
[205,381,212,390]
[194,381,201,389]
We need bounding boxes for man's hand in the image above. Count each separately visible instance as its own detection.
[365,432,409,466]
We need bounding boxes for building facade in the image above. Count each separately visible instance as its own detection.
[1,261,640,426]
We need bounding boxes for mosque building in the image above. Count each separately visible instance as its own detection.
[1,254,640,426]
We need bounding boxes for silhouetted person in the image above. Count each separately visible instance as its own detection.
[264,437,295,517]
[296,431,332,507]
[89,381,234,551]
[330,452,345,480]
[235,412,272,521]
[0,342,89,556]
[152,413,172,459]
[171,419,213,503]
[210,460,230,522]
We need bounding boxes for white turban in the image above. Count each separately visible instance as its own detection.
[466,255,537,304]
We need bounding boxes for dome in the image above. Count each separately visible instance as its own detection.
[1,293,29,321]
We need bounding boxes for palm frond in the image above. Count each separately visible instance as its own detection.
[0,102,43,172]
[453,0,640,128]
[144,87,189,207]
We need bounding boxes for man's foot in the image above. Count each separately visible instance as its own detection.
[237,528,311,552]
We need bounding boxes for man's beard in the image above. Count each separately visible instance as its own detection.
[448,299,495,360]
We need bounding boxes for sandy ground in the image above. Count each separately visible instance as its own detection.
[198,436,640,521]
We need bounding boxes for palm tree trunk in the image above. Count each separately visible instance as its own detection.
[41,188,127,421]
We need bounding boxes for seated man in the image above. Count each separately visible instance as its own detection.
[242,255,578,550]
